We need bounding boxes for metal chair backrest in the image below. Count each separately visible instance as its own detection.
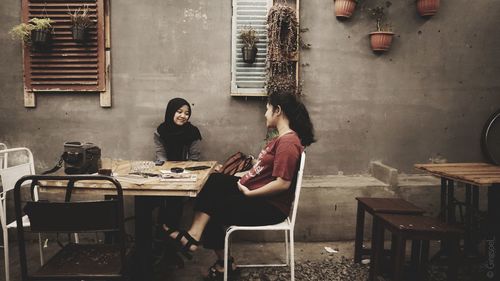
[0,148,35,194]
[0,143,7,169]
[289,151,306,228]
[14,175,126,280]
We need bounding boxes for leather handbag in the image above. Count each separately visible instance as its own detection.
[220,152,254,176]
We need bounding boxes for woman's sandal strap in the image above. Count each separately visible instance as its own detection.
[180,230,200,250]
[206,257,239,280]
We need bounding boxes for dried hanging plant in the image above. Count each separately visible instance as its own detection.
[266,2,299,95]
[267,3,298,61]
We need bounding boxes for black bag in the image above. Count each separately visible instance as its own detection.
[220,152,254,176]
[43,142,101,175]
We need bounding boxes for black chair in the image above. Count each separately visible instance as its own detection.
[14,175,129,281]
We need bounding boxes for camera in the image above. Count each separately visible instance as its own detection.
[63,142,101,174]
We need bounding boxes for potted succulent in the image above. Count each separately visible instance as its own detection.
[68,5,93,42]
[9,17,54,48]
[368,6,394,52]
[417,0,440,17]
[239,26,259,64]
[334,0,359,19]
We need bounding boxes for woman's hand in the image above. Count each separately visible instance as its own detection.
[214,164,223,173]
[237,180,252,197]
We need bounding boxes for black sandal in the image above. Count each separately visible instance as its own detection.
[153,226,185,268]
[155,225,176,241]
[205,257,240,281]
[156,226,200,260]
[171,230,200,260]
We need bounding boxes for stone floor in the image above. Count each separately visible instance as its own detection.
[0,239,491,281]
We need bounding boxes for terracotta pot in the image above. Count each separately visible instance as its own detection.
[417,0,440,17]
[369,31,394,52]
[241,45,258,64]
[334,0,357,19]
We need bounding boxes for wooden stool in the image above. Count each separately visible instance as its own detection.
[370,214,462,281]
[354,197,426,263]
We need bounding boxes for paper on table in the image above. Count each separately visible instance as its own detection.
[159,170,197,182]
[114,174,159,185]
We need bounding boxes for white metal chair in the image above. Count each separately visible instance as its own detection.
[0,147,44,281]
[224,151,306,281]
[0,143,7,169]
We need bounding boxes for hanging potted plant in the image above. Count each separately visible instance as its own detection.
[417,0,440,17]
[266,3,299,95]
[239,26,259,64]
[68,5,94,42]
[334,0,359,19]
[29,18,54,47]
[9,17,54,49]
[368,6,394,52]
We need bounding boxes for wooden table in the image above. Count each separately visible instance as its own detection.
[39,159,217,197]
[415,163,500,278]
[38,159,217,281]
[354,197,425,264]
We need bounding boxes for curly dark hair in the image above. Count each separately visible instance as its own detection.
[267,92,316,146]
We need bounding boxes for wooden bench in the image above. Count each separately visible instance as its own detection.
[370,214,462,281]
[354,197,426,263]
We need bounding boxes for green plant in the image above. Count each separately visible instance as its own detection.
[239,26,259,47]
[368,6,392,31]
[30,17,54,30]
[68,5,94,28]
[9,17,54,43]
[9,23,32,42]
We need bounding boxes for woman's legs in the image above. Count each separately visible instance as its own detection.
[163,211,211,251]
[158,196,185,228]
[163,173,286,271]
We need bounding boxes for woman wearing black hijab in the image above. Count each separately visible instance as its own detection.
[154,98,202,162]
[153,98,202,267]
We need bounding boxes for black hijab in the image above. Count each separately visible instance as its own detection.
[156,98,202,161]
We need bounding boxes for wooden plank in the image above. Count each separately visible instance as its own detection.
[23,0,106,93]
[32,69,98,74]
[31,81,98,85]
[100,49,111,107]
[104,0,110,49]
[38,160,217,197]
[31,64,98,68]
[415,162,500,186]
[415,163,490,169]
[24,89,35,107]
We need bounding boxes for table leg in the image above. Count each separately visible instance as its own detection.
[419,240,430,281]
[369,216,383,281]
[464,184,472,255]
[486,185,500,280]
[447,237,459,281]
[354,203,365,263]
[437,178,449,257]
[440,178,448,222]
[447,180,455,223]
[135,196,155,281]
[393,235,406,281]
[410,239,421,275]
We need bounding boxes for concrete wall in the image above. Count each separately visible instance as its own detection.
[1,0,500,175]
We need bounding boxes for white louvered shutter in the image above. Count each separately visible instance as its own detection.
[231,0,271,96]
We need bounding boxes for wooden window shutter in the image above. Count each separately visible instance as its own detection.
[22,0,109,107]
[230,0,271,96]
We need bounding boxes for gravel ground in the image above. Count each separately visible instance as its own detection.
[237,256,369,281]
[234,256,488,281]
